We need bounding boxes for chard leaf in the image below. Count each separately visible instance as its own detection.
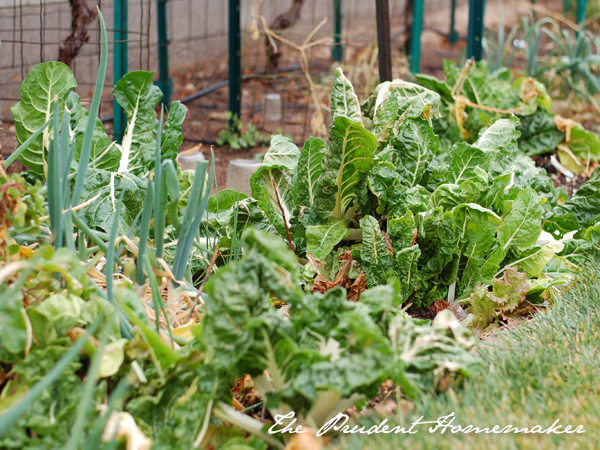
[313,117,376,221]
[368,160,400,214]
[112,71,162,176]
[418,210,459,281]
[330,67,362,125]
[431,183,478,211]
[207,189,249,213]
[453,203,502,242]
[517,109,564,156]
[10,62,77,177]
[508,241,564,278]
[306,218,348,259]
[74,135,118,172]
[67,92,120,172]
[261,134,301,169]
[497,188,544,252]
[250,136,300,238]
[159,101,187,165]
[293,136,326,211]
[395,245,421,298]
[250,167,294,239]
[477,172,511,210]
[567,127,600,162]
[78,168,146,234]
[553,166,600,229]
[390,117,439,187]
[474,117,520,153]
[453,204,501,293]
[557,238,596,265]
[414,73,453,102]
[447,142,489,184]
[360,215,393,287]
[388,210,416,250]
[370,80,441,147]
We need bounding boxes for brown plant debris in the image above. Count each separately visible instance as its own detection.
[429,299,450,315]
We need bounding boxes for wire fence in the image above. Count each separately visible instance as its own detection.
[0,0,153,120]
[0,0,522,146]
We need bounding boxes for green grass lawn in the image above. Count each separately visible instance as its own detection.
[335,268,600,450]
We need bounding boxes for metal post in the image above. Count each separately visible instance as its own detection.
[576,0,587,25]
[409,0,424,73]
[449,0,459,44]
[375,0,392,82]
[332,0,344,62]
[156,0,172,106]
[113,0,128,143]
[467,0,485,61]
[228,0,241,129]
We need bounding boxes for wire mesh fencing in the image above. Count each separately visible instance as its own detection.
[0,0,481,150]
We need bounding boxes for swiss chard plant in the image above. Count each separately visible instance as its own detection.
[205,66,590,317]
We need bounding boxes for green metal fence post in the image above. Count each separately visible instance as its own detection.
[228,0,241,129]
[113,0,128,143]
[332,0,344,62]
[156,0,172,106]
[564,0,571,16]
[467,0,485,61]
[576,0,587,25]
[449,0,459,44]
[409,0,424,73]
[375,0,392,81]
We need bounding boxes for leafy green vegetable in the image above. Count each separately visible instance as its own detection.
[10,62,77,177]
[315,117,376,220]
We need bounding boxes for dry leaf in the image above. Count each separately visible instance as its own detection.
[429,299,450,315]
[347,273,367,302]
[310,259,352,294]
[554,115,577,142]
[382,230,394,254]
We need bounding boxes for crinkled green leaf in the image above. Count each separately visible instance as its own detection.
[553,166,600,229]
[250,166,293,239]
[313,117,376,221]
[292,136,326,211]
[509,241,564,278]
[261,134,301,170]
[330,67,362,125]
[517,109,564,156]
[389,117,439,187]
[388,210,416,250]
[369,80,441,147]
[474,117,520,154]
[159,101,187,165]
[395,245,421,299]
[431,183,478,211]
[468,267,529,328]
[78,168,146,234]
[446,142,489,184]
[112,71,161,176]
[360,215,393,287]
[306,217,348,259]
[497,188,544,252]
[10,62,77,177]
